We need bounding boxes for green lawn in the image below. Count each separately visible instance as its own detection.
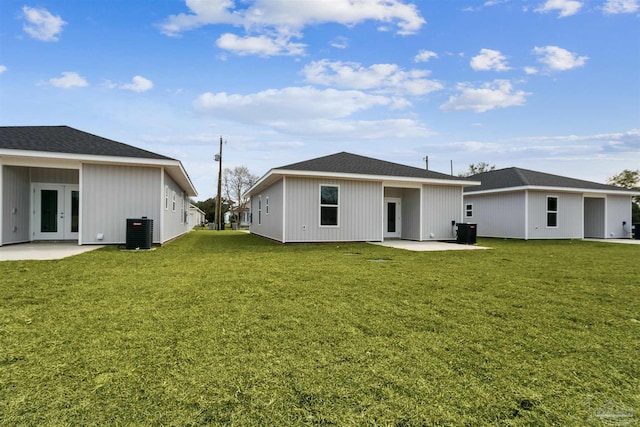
[1,232,638,426]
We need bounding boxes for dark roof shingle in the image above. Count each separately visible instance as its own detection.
[0,126,173,160]
[278,152,467,181]
[464,167,629,193]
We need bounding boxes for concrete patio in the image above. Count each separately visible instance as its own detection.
[0,242,104,261]
[370,240,489,251]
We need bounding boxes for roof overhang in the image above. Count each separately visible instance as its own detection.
[245,168,480,198]
[465,185,640,197]
[0,148,197,197]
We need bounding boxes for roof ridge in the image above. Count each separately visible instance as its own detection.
[512,167,531,186]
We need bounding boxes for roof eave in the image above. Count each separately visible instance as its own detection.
[465,185,639,196]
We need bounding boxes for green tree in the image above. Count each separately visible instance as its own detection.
[458,162,496,177]
[193,197,231,224]
[608,169,640,222]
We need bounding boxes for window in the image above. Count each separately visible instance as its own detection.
[172,191,176,212]
[465,203,473,218]
[258,196,262,225]
[180,194,185,224]
[547,196,558,227]
[165,186,169,210]
[320,185,339,226]
[266,197,269,215]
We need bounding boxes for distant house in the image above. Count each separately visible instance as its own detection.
[463,167,638,239]
[188,204,206,230]
[0,126,197,246]
[244,152,479,243]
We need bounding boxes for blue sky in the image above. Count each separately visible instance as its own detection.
[1,0,638,200]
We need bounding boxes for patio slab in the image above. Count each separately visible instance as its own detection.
[0,243,105,261]
[370,240,489,252]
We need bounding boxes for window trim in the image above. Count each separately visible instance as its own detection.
[465,203,473,218]
[172,191,176,212]
[546,196,558,228]
[319,184,339,227]
[165,186,169,210]
[266,196,269,215]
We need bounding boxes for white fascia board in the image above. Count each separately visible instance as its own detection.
[274,169,479,187]
[466,185,639,197]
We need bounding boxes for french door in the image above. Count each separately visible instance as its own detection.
[32,184,79,240]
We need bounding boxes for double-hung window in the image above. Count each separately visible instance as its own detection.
[465,203,473,218]
[320,185,339,226]
[258,196,262,225]
[547,196,558,227]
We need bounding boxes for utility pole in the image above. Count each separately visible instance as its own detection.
[215,136,223,230]
[423,155,429,171]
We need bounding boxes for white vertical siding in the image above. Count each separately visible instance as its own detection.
[422,185,462,240]
[162,171,190,243]
[2,166,31,245]
[284,178,382,242]
[606,195,632,238]
[527,191,582,239]
[400,188,421,240]
[464,192,526,239]
[584,197,605,238]
[81,164,161,244]
[250,179,284,242]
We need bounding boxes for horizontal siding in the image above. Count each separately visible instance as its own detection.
[464,192,526,239]
[422,185,462,241]
[81,164,161,244]
[285,178,382,242]
[528,191,582,239]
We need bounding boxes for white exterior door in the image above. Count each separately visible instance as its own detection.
[384,197,402,239]
[33,184,79,241]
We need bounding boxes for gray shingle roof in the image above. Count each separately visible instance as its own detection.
[278,152,468,181]
[0,126,173,160]
[464,167,629,193]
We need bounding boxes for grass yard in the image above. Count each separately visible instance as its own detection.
[1,231,638,426]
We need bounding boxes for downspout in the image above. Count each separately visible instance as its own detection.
[78,164,83,245]
[160,167,165,244]
[282,176,286,243]
[524,190,529,240]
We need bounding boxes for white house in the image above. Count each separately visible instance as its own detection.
[0,126,197,246]
[463,167,638,239]
[188,204,206,230]
[245,152,480,243]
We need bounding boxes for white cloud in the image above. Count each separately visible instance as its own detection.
[302,59,443,96]
[534,0,583,17]
[414,50,438,63]
[22,6,67,41]
[524,66,539,74]
[440,80,530,113]
[0,65,7,74]
[120,76,154,92]
[470,49,511,71]
[49,72,88,88]
[216,33,306,56]
[602,0,639,14]
[533,46,588,71]
[160,0,425,56]
[194,86,394,121]
[330,36,349,49]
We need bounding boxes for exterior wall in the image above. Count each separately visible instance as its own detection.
[464,192,526,239]
[283,177,382,242]
[606,195,632,238]
[250,179,284,242]
[422,185,462,241]
[584,197,605,238]
[400,188,421,240]
[162,171,190,243]
[2,166,31,245]
[81,164,162,244]
[527,191,583,239]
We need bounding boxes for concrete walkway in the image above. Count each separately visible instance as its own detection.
[0,242,105,261]
[370,240,489,252]
[584,238,640,245]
